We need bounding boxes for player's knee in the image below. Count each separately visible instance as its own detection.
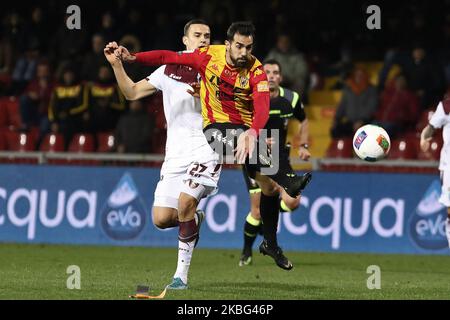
[152,213,171,229]
[260,185,279,196]
[153,219,169,229]
[254,174,279,196]
[152,207,177,229]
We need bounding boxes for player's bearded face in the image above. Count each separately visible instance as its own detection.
[227,34,253,68]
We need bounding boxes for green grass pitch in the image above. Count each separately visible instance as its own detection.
[0,243,449,300]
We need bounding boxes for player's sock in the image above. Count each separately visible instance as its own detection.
[243,212,261,255]
[446,216,450,248]
[279,199,293,213]
[260,193,280,248]
[174,219,198,284]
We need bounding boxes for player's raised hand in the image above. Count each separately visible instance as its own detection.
[187,82,201,98]
[115,45,136,62]
[104,42,120,65]
[420,136,432,152]
[235,129,257,164]
[298,146,311,161]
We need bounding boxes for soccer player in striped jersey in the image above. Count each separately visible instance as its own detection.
[117,22,312,270]
[239,59,311,266]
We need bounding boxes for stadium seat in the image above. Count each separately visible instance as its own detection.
[40,133,65,152]
[325,138,353,158]
[26,126,40,147]
[68,134,95,153]
[5,131,36,151]
[97,132,115,152]
[309,90,342,106]
[416,109,435,132]
[388,137,418,160]
[4,96,22,128]
[323,76,341,90]
[0,98,8,128]
[0,130,6,150]
[151,130,166,154]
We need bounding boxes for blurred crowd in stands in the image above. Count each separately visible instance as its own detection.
[0,0,449,156]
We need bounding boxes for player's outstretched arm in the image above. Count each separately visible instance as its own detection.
[116,46,204,72]
[420,124,435,152]
[298,119,311,161]
[234,68,270,163]
[104,42,156,100]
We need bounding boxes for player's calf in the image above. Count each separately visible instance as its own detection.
[279,193,300,212]
[178,192,198,222]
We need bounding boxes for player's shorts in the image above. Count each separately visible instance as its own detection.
[203,123,273,177]
[439,170,450,207]
[241,145,293,193]
[153,158,222,210]
[242,165,260,193]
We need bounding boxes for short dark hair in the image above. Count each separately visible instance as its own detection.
[226,21,255,42]
[183,19,209,35]
[263,59,282,73]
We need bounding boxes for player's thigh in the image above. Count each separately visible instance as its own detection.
[153,171,184,210]
[254,171,279,196]
[181,159,222,203]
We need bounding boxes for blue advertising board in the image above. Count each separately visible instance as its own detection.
[0,164,448,255]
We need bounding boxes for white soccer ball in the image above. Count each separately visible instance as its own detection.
[353,124,391,162]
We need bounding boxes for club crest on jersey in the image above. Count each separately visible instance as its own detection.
[188,180,199,189]
[239,75,249,87]
[353,131,367,150]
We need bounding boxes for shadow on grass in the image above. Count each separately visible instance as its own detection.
[194,281,324,294]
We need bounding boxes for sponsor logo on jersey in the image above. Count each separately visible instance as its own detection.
[256,81,269,92]
[211,64,219,72]
[254,68,263,76]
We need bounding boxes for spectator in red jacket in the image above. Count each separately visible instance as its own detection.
[374,74,419,138]
[19,60,54,131]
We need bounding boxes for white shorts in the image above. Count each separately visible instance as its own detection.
[153,159,222,210]
[439,170,450,207]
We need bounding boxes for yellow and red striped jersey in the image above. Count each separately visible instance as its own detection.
[135,45,270,132]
